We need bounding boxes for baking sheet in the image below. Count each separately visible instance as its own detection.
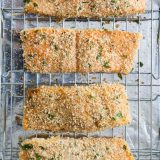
[0,0,160,159]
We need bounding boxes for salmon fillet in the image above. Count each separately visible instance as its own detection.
[23,84,131,132]
[20,28,141,74]
[19,136,134,160]
[24,0,146,19]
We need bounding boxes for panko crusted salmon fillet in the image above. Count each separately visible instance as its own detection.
[24,0,146,19]
[23,84,131,132]
[21,28,77,73]
[19,136,134,160]
[20,28,141,74]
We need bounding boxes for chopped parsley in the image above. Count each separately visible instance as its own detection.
[96,47,102,61]
[54,45,58,50]
[35,153,42,160]
[123,145,127,150]
[112,112,123,120]
[114,95,121,104]
[117,73,123,80]
[23,0,31,4]
[121,55,128,59]
[23,31,27,39]
[82,1,89,4]
[33,2,38,7]
[137,61,143,67]
[96,53,101,61]
[91,4,97,12]
[39,146,45,150]
[44,110,55,120]
[42,59,47,66]
[94,153,100,159]
[40,34,46,40]
[21,144,33,150]
[27,54,35,59]
[103,60,110,68]
[111,0,118,3]
[48,113,54,120]
[130,68,134,72]
[88,94,94,99]
[106,147,109,150]
[49,94,52,98]
[78,6,82,11]
[88,63,92,68]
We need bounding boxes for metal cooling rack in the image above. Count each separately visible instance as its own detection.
[0,0,160,160]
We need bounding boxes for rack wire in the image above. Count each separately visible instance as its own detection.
[0,0,160,160]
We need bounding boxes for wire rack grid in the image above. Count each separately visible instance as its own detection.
[0,0,160,160]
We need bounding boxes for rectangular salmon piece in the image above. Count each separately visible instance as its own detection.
[21,28,77,73]
[19,136,134,160]
[76,29,141,74]
[23,84,131,132]
[24,0,146,19]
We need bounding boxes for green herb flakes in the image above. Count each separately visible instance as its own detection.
[123,145,127,150]
[78,6,82,11]
[42,59,47,66]
[121,55,128,59]
[48,113,54,120]
[54,45,58,50]
[96,54,101,61]
[111,0,118,3]
[130,68,134,72]
[35,153,42,160]
[106,147,109,150]
[103,60,110,68]
[96,47,102,61]
[88,94,94,99]
[117,73,123,80]
[39,146,45,150]
[33,2,38,7]
[23,31,27,39]
[23,0,31,4]
[91,4,97,12]
[111,0,118,5]
[27,54,34,59]
[112,112,123,120]
[137,61,143,67]
[88,63,92,68]
[21,144,33,150]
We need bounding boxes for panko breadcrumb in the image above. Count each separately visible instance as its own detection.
[20,28,141,74]
[19,136,134,160]
[24,0,146,19]
[23,83,131,132]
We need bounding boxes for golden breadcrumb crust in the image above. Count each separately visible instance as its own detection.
[24,0,146,19]
[20,28,141,74]
[23,84,131,132]
[19,136,134,160]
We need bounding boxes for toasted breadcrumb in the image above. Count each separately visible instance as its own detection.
[23,83,131,132]
[20,28,141,74]
[19,136,134,160]
[24,0,146,19]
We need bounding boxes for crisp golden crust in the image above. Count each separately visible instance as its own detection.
[77,29,141,74]
[20,28,76,73]
[24,0,146,19]
[19,136,134,160]
[20,28,141,74]
[23,84,131,132]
